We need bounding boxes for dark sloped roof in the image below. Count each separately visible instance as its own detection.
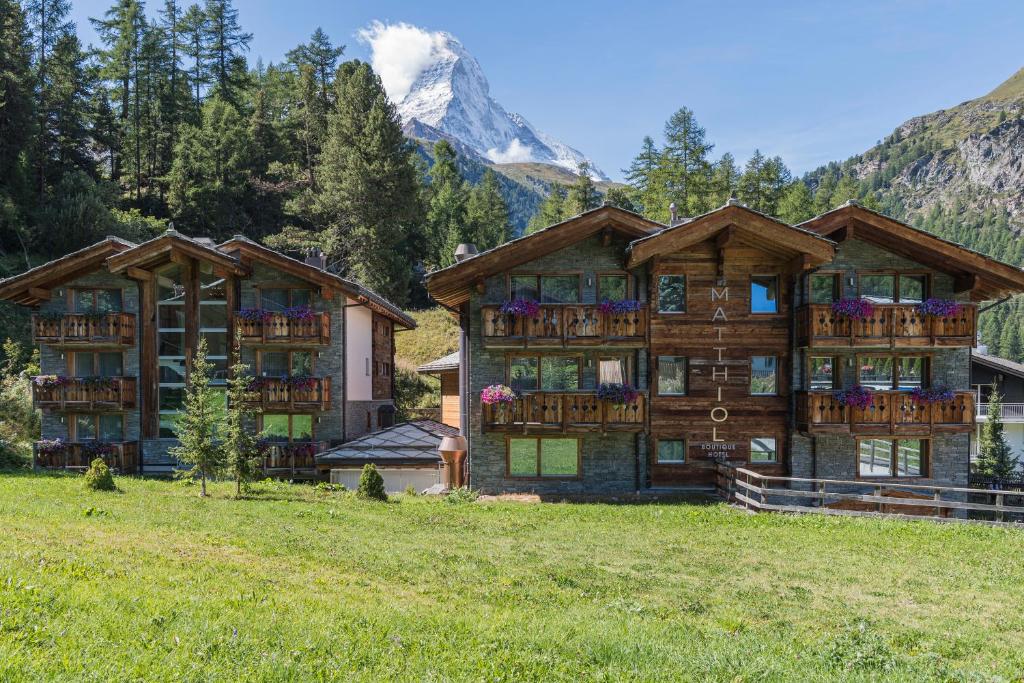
[416,351,459,374]
[972,351,1024,380]
[316,420,457,464]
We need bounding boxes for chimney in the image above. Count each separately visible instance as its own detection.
[669,202,679,225]
[454,243,478,262]
[304,250,326,270]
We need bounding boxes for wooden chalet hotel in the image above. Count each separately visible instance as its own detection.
[426,200,1024,494]
[0,230,414,476]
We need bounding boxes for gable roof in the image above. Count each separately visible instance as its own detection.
[972,351,1024,381]
[800,202,1024,301]
[416,351,459,374]
[218,236,416,329]
[316,420,456,465]
[0,237,137,306]
[426,205,664,308]
[106,229,249,276]
[626,201,835,269]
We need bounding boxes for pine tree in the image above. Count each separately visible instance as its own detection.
[977,387,1020,479]
[0,0,33,248]
[710,152,739,206]
[603,186,639,213]
[426,139,467,270]
[661,107,713,219]
[294,63,325,189]
[314,60,421,306]
[777,181,815,224]
[831,174,860,208]
[624,135,662,218]
[566,161,600,215]
[177,3,207,111]
[285,27,343,107]
[201,0,251,105]
[465,168,509,252]
[170,337,225,496]
[223,337,259,496]
[813,173,837,215]
[998,319,1022,361]
[526,183,567,234]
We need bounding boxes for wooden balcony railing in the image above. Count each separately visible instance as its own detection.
[480,305,647,347]
[33,441,140,473]
[234,311,331,345]
[482,391,646,433]
[32,377,137,411]
[260,441,328,477]
[795,304,977,348]
[245,376,331,411]
[32,313,136,346]
[796,390,975,435]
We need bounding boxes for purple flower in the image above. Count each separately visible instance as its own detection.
[598,299,645,315]
[831,298,875,321]
[284,306,316,322]
[37,438,66,456]
[499,299,541,318]
[916,298,964,317]
[481,384,517,405]
[910,386,956,404]
[596,383,640,406]
[237,308,274,323]
[33,375,70,389]
[834,385,874,409]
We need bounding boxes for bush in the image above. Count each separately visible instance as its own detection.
[403,484,419,497]
[0,439,29,470]
[445,487,479,505]
[357,464,387,501]
[84,458,117,492]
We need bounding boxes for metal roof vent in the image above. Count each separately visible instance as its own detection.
[305,250,326,270]
[669,202,678,225]
[454,243,478,262]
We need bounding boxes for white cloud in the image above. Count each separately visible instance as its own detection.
[485,138,535,164]
[357,21,449,103]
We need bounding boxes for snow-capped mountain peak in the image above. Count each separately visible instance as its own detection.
[359,22,607,180]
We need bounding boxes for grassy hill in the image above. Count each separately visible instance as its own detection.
[493,162,624,195]
[2,472,1024,680]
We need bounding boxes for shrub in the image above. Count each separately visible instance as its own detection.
[0,439,29,470]
[403,484,419,497]
[84,458,117,492]
[357,464,387,501]
[445,487,479,505]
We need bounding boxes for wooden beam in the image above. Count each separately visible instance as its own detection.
[953,273,978,294]
[27,287,51,301]
[139,277,157,439]
[714,226,736,249]
[126,267,153,282]
[183,258,199,375]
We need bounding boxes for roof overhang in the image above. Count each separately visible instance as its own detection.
[626,203,835,270]
[426,205,664,308]
[800,204,1024,301]
[0,238,136,306]
[106,231,249,278]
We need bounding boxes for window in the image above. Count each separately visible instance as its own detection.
[73,414,123,442]
[658,275,686,313]
[157,264,186,438]
[809,273,839,304]
[859,439,925,477]
[200,273,228,385]
[261,414,314,442]
[598,274,628,302]
[751,276,779,314]
[899,275,927,304]
[750,437,777,463]
[657,356,687,395]
[859,273,929,303]
[508,355,580,392]
[261,288,312,311]
[750,356,777,396]
[860,274,895,303]
[70,351,123,377]
[809,356,835,390]
[261,351,313,377]
[858,355,927,390]
[656,439,686,464]
[507,437,579,478]
[73,288,122,314]
[508,275,580,303]
[598,358,626,385]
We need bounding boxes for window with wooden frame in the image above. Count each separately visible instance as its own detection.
[508,274,581,304]
[750,356,778,396]
[656,356,687,396]
[858,438,927,477]
[259,287,313,311]
[259,350,314,377]
[507,437,580,478]
[507,354,581,393]
[857,272,929,304]
[857,354,927,390]
[72,288,123,314]
[69,351,123,377]
[261,414,314,442]
[655,439,686,464]
[598,355,633,385]
[71,414,124,442]
[750,437,778,463]
[750,275,779,314]
[808,272,840,304]
[808,355,837,390]
[657,275,686,313]
[597,273,630,302]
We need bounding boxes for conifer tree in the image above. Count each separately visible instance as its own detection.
[977,387,1020,479]
[223,338,260,496]
[465,168,509,252]
[661,107,713,219]
[777,181,815,224]
[998,319,1022,361]
[710,152,739,206]
[286,27,343,106]
[624,135,662,218]
[201,0,251,105]
[566,161,600,215]
[526,183,567,234]
[427,139,468,270]
[170,337,225,497]
[177,3,207,111]
[603,186,638,213]
[0,0,33,232]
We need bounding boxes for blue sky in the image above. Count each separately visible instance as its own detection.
[69,0,1024,181]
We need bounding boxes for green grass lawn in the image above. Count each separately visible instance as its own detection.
[2,473,1023,681]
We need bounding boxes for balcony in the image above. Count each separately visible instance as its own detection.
[32,312,136,346]
[482,391,647,433]
[796,390,975,435]
[234,311,331,346]
[260,441,329,478]
[33,441,140,473]
[32,377,137,411]
[795,304,977,348]
[480,305,647,348]
[245,376,331,411]
[977,403,1024,423]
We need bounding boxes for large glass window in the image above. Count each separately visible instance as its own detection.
[859,357,894,390]
[158,265,186,438]
[809,274,838,304]
[73,414,123,442]
[199,273,228,385]
[262,414,314,442]
[540,357,579,391]
[598,274,628,302]
[657,439,686,464]
[899,275,927,304]
[508,276,580,303]
[71,351,122,377]
[897,357,924,389]
[859,439,925,477]
[657,356,687,395]
[509,275,539,301]
[261,288,312,311]
[73,288,123,314]
[860,274,896,303]
[509,357,538,393]
[750,356,778,396]
[809,356,835,390]
[750,437,777,463]
[507,437,579,478]
[858,356,926,390]
[751,276,778,314]
[261,351,311,377]
[658,275,686,313]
